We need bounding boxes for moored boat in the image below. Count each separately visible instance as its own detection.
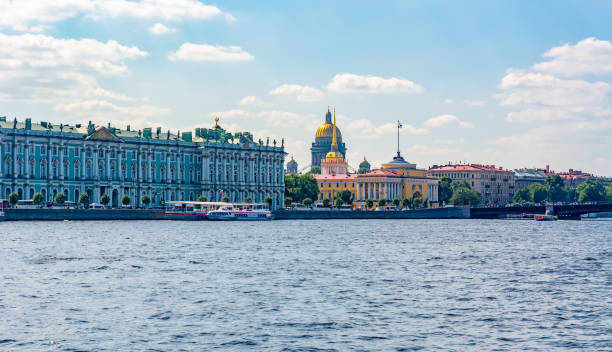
[207,204,272,221]
[534,214,557,221]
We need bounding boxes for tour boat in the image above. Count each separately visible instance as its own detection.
[0,210,4,221]
[534,214,557,221]
[207,205,272,221]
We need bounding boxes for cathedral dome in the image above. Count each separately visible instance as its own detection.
[315,123,342,140]
[359,156,371,170]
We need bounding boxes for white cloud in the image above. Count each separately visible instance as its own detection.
[444,98,454,104]
[0,0,226,28]
[498,71,612,123]
[207,109,249,119]
[326,73,424,94]
[239,95,263,106]
[169,43,254,62]
[0,32,148,76]
[424,114,473,128]
[533,37,612,77]
[224,13,237,24]
[149,23,176,35]
[268,84,323,102]
[0,33,165,124]
[344,118,430,138]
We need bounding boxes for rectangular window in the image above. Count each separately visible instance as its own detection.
[74,148,79,157]
[99,149,104,158]
[41,146,46,155]
[63,147,68,156]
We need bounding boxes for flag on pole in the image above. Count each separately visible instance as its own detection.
[398,120,403,128]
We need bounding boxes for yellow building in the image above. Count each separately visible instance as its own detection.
[315,173,357,202]
[355,152,439,206]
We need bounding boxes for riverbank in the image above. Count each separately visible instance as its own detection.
[2,208,165,221]
[273,206,470,220]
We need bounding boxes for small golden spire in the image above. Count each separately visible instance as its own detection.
[362,155,367,162]
[331,108,337,147]
[214,116,219,126]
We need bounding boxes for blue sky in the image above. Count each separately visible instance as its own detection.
[1,0,612,175]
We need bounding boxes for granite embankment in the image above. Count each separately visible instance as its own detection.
[3,209,165,221]
[273,206,470,220]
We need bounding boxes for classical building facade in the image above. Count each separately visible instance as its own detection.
[0,117,286,209]
[355,152,439,205]
[311,108,346,169]
[285,155,298,174]
[428,164,515,206]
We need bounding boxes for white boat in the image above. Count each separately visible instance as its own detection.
[207,205,272,221]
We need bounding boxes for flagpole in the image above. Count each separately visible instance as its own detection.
[397,120,400,156]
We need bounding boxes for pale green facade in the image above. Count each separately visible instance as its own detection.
[0,117,286,209]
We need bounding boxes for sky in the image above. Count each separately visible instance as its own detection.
[1,0,612,175]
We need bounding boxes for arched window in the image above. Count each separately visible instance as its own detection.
[86,163,92,178]
[74,163,80,179]
[63,162,68,177]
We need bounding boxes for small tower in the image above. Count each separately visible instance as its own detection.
[286,155,298,174]
[359,156,371,173]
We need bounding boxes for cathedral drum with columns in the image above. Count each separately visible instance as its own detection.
[0,116,287,209]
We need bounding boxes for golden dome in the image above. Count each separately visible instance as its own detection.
[315,123,342,139]
[325,150,343,158]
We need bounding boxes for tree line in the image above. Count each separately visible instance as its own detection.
[512,175,612,204]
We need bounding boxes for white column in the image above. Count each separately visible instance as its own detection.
[147,151,152,183]
[93,146,99,179]
[105,147,110,180]
[176,151,181,183]
[81,147,86,179]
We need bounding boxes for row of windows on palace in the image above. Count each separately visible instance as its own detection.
[1,143,283,184]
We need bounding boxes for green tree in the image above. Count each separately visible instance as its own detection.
[528,183,547,203]
[513,187,531,203]
[322,198,330,207]
[221,195,230,202]
[264,195,273,208]
[32,192,44,205]
[78,193,90,208]
[310,166,321,174]
[54,192,66,204]
[365,199,374,209]
[121,194,131,206]
[284,173,319,204]
[577,180,606,203]
[377,199,386,208]
[412,197,423,208]
[392,198,400,208]
[302,197,313,206]
[546,174,568,202]
[438,176,453,204]
[451,180,471,191]
[284,196,293,208]
[606,183,612,201]
[401,197,411,209]
[336,189,353,205]
[100,193,110,206]
[334,198,343,207]
[450,187,481,206]
[244,196,252,203]
[141,194,151,207]
[567,188,577,203]
[197,195,207,202]
[8,192,18,207]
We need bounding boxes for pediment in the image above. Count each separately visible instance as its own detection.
[86,126,122,142]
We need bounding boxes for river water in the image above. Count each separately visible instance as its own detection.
[0,219,610,351]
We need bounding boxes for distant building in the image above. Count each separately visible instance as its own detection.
[320,111,348,175]
[358,156,371,173]
[514,168,547,189]
[555,168,612,188]
[311,107,346,169]
[356,152,439,205]
[285,155,298,174]
[428,164,515,206]
[0,116,286,209]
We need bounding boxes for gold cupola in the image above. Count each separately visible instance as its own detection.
[315,107,342,139]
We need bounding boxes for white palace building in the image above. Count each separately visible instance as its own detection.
[0,116,287,209]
